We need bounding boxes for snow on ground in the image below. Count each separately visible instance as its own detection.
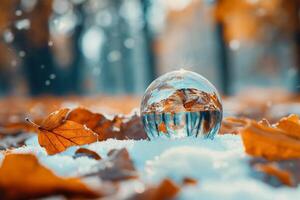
[2,134,300,200]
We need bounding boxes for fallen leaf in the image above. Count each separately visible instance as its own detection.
[254,163,293,187]
[128,179,180,200]
[118,114,148,140]
[69,108,147,140]
[250,158,300,187]
[182,177,198,185]
[37,120,98,155]
[28,107,147,154]
[74,148,102,160]
[275,114,300,140]
[86,148,138,181]
[241,120,300,160]
[67,107,106,130]
[27,109,98,155]
[0,153,100,200]
[220,117,249,134]
[39,108,70,130]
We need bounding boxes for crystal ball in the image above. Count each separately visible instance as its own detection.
[141,70,223,140]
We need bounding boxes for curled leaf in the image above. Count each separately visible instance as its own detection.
[86,148,138,182]
[182,177,198,186]
[241,120,300,160]
[74,148,102,160]
[0,154,100,200]
[40,108,70,131]
[275,114,300,140]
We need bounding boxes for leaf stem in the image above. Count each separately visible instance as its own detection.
[25,118,40,129]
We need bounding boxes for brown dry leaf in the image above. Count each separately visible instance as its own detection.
[0,153,100,200]
[28,107,146,155]
[254,163,293,187]
[118,114,148,140]
[182,177,198,186]
[87,148,138,182]
[275,114,300,140]
[250,158,300,187]
[69,108,147,140]
[129,179,180,200]
[74,148,102,160]
[68,107,107,130]
[241,120,300,160]
[220,117,249,135]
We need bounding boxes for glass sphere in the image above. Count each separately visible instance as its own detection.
[141,70,223,140]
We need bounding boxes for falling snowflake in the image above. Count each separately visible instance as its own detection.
[49,74,56,80]
[48,41,53,47]
[107,51,122,62]
[15,19,31,30]
[3,30,14,43]
[15,10,23,16]
[45,80,51,86]
[124,38,135,49]
[19,51,26,58]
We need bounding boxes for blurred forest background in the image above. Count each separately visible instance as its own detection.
[0,0,299,97]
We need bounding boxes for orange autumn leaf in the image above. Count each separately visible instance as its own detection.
[241,120,300,160]
[38,120,98,155]
[0,153,100,200]
[69,107,147,140]
[67,107,106,130]
[27,109,98,155]
[254,163,294,187]
[27,107,147,155]
[68,108,123,140]
[275,114,300,140]
[39,108,70,130]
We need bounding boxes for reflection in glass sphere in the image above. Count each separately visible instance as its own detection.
[141,70,223,140]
